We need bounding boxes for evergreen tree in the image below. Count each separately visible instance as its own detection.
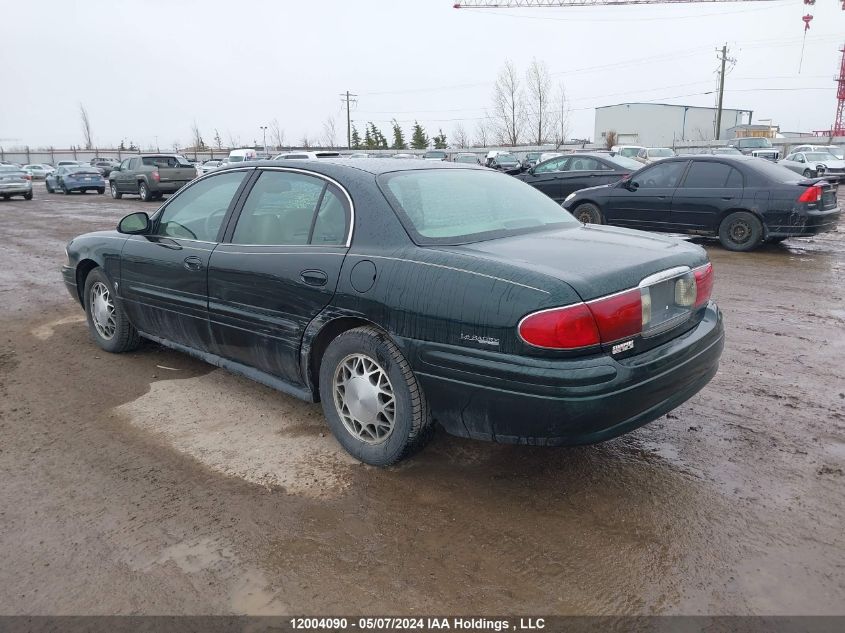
[433,129,448,149]
[369,123,388,149]
[391,120,407,150]
[410,121,429,150]
[363,124,374,150]
[351,124,361,150]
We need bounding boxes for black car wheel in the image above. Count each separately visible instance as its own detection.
[110,182,122,199]
[318,326,433,466]
[138,182,152,201]
[24,192,32,200]
[573,202,603,225]
[718,211,763,252]
[83,268,141,353]
[97,188,105,195]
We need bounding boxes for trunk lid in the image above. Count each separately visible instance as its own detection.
[437,224,708,302]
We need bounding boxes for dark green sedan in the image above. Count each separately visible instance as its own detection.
[62,160,724,466]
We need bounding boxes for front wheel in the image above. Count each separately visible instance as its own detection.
[83,268,141,353]
[110,182,122,199]
[803,169,814,178]
[572,202,603,224]
[97,188,105,195]
[318,326,433,466]
[718,211,763,252]
[23,192,32,200]
[138,182,152,201]
[62,184,70,194]
[46,182,54,193]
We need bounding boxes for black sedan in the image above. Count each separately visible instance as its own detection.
[488,153,522,173]
[63,160,723,466]
[563,155,841,251]
[515,152,642,204]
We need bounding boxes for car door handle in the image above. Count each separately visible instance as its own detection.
[300,269,328,286]
[183,256,204,271]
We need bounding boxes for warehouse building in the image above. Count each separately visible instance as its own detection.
[595,103,753,147]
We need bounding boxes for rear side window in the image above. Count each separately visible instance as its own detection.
[231,171,348,246]
[683,162,743,188]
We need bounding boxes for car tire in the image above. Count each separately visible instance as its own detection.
[718,211,763,252]
[97,188,105,195]
[803,169,813,178]
[23,192,32,200]
[61,184,70,194]
[110,182,122,199]
[83,268,141,354]
[573,202,603,224]
[138,182,152,202]
[318,326,433,467]
[46,182,54,193]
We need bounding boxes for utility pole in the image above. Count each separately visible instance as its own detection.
[715,44,729,141]
[340,90,357,149]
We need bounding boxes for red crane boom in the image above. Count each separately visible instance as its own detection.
[835,45,845,135]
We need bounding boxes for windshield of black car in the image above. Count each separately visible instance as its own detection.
[606,155,641,170]
[740,138,771,148]
[379,168,578,245]
[748,158,806,184]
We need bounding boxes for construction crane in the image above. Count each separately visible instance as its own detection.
[834,45,845,135]
[453,0,778,7]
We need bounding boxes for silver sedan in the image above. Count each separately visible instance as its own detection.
[778,151,845,180]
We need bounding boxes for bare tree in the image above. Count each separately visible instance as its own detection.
[190,120,205,150]
[492,61,524,147]
[300,134,311,149]
[474,118,491,147]
[452,122,469,149]
[551,82,571,149]
[213,129,223,150]
[525,58,552,146]
[604,130,618,150]
[322,117,337,149]
[79,103,93,150]
[227,131,241,149]
[269,119,285,151]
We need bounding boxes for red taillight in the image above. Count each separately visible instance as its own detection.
[518,303,600,349]
[23,174,32,181]
[586,288,643,343]
[152,170,160,182]
[797,185,822,203]
[693,262,713,309]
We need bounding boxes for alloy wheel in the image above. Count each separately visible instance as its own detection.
[90,281,116,340]
[333,353,396,444]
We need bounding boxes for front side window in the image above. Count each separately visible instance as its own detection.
[682,162,742,188]
[120,159,131,170]
[534,156,567,173]
[632,161,687,189]
[379,168,578,246]
[154,171,247,241]
[231,171,347,246]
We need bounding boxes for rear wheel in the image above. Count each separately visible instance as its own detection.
[318,326,433,466]
[110,182,122,199]
[46,182,54,193]
[97,188,105,195]
[138,181,152,201]
[83,268,141,353]
[572,202,603,224]
[23,192,32,200]
[718,211,763,252]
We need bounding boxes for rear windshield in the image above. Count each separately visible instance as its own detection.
[0,165,21,172]
[142,156,188,168]
[748,158,805,184]
[804,152,837,161]
[424,151,446,159]
[606,155,642,170]
[228,156,245,162]
[68,168,101,175]
[378,168,578,246]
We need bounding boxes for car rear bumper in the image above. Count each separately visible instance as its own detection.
[154,181,190,193]
[0,184,32,194]
[65,179,105,189]
[402,303,724,445]
[766,206,841,238]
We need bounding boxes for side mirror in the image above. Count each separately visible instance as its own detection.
[118,212,150,234]
[622,178,639,191]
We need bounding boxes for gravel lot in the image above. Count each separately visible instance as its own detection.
[0,182,843,615]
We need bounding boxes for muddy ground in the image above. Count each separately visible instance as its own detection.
[0,182,843,616]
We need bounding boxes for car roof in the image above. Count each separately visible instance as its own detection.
[218,158,483,176]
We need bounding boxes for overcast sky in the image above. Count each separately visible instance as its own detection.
[2,0,843,150]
